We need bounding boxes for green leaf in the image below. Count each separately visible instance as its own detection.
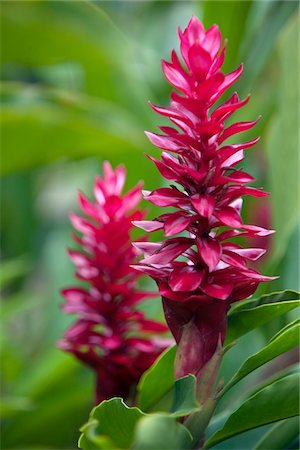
[254,416,299,449]
[1,83,143,174]
[204,373,300,448]
[226,290,300,343]
[170,375,199,418]
[185,399,217,448]
[79,398,145,450]
[266,13,300,263]
[132,414,193,450]
[205,351,298,441]
[79,421,117,450]
[137,345,176,413]
[221,318,300,396]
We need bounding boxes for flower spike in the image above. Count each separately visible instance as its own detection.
[134,17,276,389]
[58,162,169,404]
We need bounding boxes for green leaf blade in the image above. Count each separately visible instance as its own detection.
[79,398,145,450]
[226,290,300,343]
[205,373,300,448]
[222,319,300,396]
[170,375,199,418]
[254,417,299,450]
[137,345,176,413]
[132,414,193,450]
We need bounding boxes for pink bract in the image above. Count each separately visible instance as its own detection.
[133,17,276,380]
[58,162,169,404]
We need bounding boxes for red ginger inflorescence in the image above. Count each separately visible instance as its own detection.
[133,17,276,382]
[58,162,169,404]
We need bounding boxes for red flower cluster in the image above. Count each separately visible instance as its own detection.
[133,17,275,379]
[58,162,168,403]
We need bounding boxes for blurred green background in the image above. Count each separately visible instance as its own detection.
[0,1,299,449]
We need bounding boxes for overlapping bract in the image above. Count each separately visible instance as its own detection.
[133,17,275,377]
[58,162,168,403]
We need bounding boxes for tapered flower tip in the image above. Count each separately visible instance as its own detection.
[132,220,164,232]
[230,198,243,214]
[178,18,223,73]
[178,16,205,43]
[101,161,127,197]
[56,339,69,351]
[242,269,279,282]
[228,247,266,261]
[69,212,94,235]
[243,225,275,236]
[142,190,152,198]
[133,241,161,256]
[103,160,113,178]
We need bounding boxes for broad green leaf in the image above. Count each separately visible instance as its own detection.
[247,364,300,401]
[204,373,300,448]
[221,319,300,396]
[137,345,176,412]
[79,398,145,450]
[79,431,116,450]
[226,290,300,343]
[270,316,299,342]
[254,416,299,449]
[132,414,193,450]
[170,375,199,418]
[1,83,143,174]
[229,289,300,313]
[206,372,298,445]
[266,13,300,263]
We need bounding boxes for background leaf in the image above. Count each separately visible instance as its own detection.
[238,1,298,88]
[266,13,299,264]
[0,256,30,289]
[1,83,143,174]
[202,0,252,72]
[0,1,152,118]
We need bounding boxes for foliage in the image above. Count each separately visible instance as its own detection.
[78,290,300,449]
[1,1,299,449]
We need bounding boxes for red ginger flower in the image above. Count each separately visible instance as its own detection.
[58,162,169,404]
[133,17,276,383]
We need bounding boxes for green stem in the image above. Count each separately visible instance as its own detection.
[184,398,217,449]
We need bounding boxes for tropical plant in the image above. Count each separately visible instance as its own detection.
[1,2,299,449]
